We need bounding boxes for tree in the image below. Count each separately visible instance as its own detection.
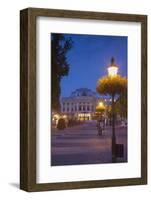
[115,91,127,118]
[96,75,127,97]
[51,34,73,112]
[96,75,127,118]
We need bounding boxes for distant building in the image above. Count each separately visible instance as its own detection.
[61,88,110,120]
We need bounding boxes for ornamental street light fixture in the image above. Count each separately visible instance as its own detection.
[107,57,118,77]
[97,101,105,110]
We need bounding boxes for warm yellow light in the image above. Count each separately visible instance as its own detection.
[62,115,67,119]
[96,101,105,112]
[108,66,118,77]
[107,57,118,77]
[98,102,104,107]
[54,114,60,119]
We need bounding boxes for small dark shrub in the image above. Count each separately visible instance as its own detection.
[57,118,66,130]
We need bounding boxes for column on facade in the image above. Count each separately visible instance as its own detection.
[85,102,88,112]
[76,102,78,112]
[69,102,71,113]
[91,104,94,112]
[82,103,84,112]
[89,103,91,112]
[65,102,67,113]
[72,102,74,112]
[67,102,70,112]
[74,102,76,112]
[83,103,85,111]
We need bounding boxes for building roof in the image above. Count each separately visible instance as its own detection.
[70,88,97,97]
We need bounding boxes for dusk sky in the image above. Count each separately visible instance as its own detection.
[53,33,127,97]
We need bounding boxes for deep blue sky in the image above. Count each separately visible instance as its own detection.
[53,33,127,97]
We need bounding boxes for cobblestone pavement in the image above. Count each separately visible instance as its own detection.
[51,121,127,166]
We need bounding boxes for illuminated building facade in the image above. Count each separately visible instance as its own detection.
[61,88,110,120]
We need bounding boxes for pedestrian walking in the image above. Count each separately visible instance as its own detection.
[97,119,104,136]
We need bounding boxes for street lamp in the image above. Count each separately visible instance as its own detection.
[98,102,105,109]
[108,57,118,162]
[96,57,127,162]
[96,101,105,118]
[96,101,105,112]
[107,57,118,77]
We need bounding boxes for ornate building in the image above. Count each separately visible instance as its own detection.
[61,88,109,120]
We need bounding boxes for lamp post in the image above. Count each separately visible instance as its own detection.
[107,57,118,162]
[96,57,127,162]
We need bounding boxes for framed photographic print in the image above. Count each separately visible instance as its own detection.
[20,8,147,191]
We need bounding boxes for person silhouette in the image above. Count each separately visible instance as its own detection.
[97,119,104,136]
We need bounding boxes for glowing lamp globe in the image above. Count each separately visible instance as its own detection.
[107,57,118,77]
[98,102,104,107]
[96,101,105,112]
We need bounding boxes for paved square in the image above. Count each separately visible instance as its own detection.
[51,121,127,166]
